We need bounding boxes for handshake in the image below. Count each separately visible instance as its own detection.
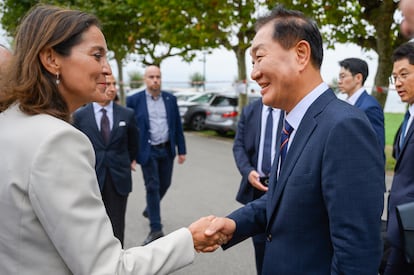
[188,216,236,253]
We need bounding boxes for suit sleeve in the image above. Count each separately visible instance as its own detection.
[126,109,139,161]
[28,127,194,275]
[364,105,385,150]
[172,96,186,155]
[323,116,384,274]
[233,105,255,177]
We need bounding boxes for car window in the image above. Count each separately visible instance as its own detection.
[211,96,237,107]
[190,93,215,103]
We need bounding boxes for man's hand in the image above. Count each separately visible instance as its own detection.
[188,216,234,253]
[178,154,186,164]
[248,170,268,192]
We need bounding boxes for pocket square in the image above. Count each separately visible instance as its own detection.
[119,121,126,126]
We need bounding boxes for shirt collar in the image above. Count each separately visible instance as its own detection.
[346,87,365,105]
[285,82,329,131]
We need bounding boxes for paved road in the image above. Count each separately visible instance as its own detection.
[122,131,393,274]
[124,132,256,275]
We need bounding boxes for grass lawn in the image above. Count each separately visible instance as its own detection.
[385,112,404,172]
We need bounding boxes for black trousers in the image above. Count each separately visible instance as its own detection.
[102,171,128,247]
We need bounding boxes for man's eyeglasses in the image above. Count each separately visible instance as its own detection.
[389,71,412,85]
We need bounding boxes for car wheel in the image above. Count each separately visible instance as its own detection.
[190,114,205,131]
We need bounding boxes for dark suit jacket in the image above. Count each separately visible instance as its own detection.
[126,90,186,165]
[388,111,414,249]
[355,90,385,151]
[224,89,384,274]
[233,99,283,204]
[73,103,139,195]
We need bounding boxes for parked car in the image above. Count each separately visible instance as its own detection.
[178,92,217,131]
[205,93,261,135]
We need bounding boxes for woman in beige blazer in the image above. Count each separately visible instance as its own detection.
[0,4,224,275]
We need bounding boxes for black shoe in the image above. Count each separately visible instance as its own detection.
[142,230,164,246]
[142,209,148,218]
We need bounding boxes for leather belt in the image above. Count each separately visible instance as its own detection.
[151,141,170,148]
[259,177,270,186]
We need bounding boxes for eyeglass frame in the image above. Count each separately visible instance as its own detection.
[389,71,412,85]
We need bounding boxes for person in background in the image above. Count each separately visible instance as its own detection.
[232,98,283,274]
[201,6,384,274]
[384,41,414,275]
[399,0,414,38]
[338,57,385,154]
[0,4,225,275]
[0,44,12,74]
[73,74,139,247]
[126,65,187,245]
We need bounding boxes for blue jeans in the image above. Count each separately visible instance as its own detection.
[141,146,174,232]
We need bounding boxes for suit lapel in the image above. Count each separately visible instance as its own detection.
[253,101,263,154]
[267,90,334,224]
[354,90,367,108]
[395,117,414,169]
[86,104,106,146]
[110,103,120,141]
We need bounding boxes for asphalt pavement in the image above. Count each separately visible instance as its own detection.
[123,131,393,275]
[123,132,256,275]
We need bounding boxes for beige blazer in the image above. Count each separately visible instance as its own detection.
[0,105,194,275]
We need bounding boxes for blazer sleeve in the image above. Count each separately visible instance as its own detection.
[233,104,256,177]
[126,108,139,161]
[172,96,186,155]
[28,127,194,275]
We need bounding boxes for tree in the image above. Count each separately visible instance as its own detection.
[273,0,404,108]
[128,71,143,89]
[189,72,205,90]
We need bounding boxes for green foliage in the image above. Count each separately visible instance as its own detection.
[384,112,404,172]
[189,72,205,88]
[128,71,143,89]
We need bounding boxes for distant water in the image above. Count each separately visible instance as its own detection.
[162,81,407,114]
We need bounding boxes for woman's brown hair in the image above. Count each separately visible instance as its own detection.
[0,4,100,122]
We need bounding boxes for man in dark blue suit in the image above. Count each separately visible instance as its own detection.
[232,98,283,274]
[204,6,384,274]
[73,75,139,247]
[126,65,186,245]
[384,41,414,275]
[338,57,385,152]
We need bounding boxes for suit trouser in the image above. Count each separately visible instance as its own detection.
[141,146,174,232]
[384,246,414,275]
[102,171,128,247]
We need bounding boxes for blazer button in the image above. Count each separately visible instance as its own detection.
[266,234,272,242]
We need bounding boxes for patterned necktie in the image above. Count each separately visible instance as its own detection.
[399,111,410,150]
[261,107,273,175]
[280,119,293,169]
[100,108,110,144]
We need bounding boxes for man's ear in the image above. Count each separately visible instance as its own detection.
[296,40,311,71]
[39,48,60,75]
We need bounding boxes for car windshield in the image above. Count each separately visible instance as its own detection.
[187,93,216,104]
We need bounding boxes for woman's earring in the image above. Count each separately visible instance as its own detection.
[56,72,60,85]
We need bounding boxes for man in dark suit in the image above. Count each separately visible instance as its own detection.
[338,57,385,152]
[203,6,384,274]
[384,41,414,275]
[73,74,139,247]
[232,98,283,274]
[126,65,186,245]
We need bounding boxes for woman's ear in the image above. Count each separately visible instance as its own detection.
[39,48,60,75]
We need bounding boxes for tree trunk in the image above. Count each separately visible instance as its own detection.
[370,0,396,109]
[234,46,248,114]
[115,57,125,106]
